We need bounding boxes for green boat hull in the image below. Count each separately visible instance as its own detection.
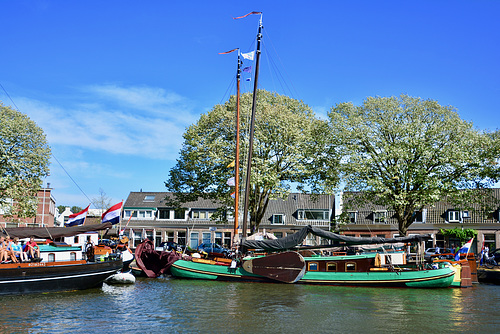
[171,259,455,288]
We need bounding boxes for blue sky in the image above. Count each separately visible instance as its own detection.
[1,1,499,209]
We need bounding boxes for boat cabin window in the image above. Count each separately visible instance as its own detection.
[48,253,55,262]
[326,262,337,272]
[346,262,356,272]
[70,252,76,261]
[308,262,319,271]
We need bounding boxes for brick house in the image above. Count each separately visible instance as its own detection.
[0,187,56,228]
[121,191,335,249]
[337,189,500,253]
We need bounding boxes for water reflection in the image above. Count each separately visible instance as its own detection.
[1,279,499,333]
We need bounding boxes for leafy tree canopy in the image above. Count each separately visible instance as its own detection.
[329,94,500,235]
[440,227,477,244]
[166,89,339,232]
[0,103,51,218]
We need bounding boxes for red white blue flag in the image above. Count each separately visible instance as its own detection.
[102,202,123,225]
[454,237,474,261]
[65,205,90,227]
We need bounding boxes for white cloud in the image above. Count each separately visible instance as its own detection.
[16,84,198,159]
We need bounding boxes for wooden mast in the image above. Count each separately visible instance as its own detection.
[242,14,263,242]
[233,52,242,246]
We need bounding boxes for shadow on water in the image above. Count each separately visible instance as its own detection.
[1,278,499,333]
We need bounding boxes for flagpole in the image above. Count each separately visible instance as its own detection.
[242,13,263,242]
[233,51,242,247]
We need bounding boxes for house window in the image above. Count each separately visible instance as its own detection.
[297,210,329,220]
[223,232,231,247]
[272,214,285,224]
[190,232,199,249]
[137,210,153,219]
[159,209,171,219]
[202,232,211,244]
[462,211,470,219]
[326,262,337,272]
[124,210,137,218]
[144,195,155,202]
[484,234,496,250]
[373,211,387,223]
[346,263,356,272]
[178,231,186,246]
[166,231,175,242]
[192,210,214,220]
[347,211,357,223]
[414,209,427,223]
[274,232,283,239]
[308,262,319,271]
[174,209,186,220]
[215,232,223,245]
[447,210,461,223]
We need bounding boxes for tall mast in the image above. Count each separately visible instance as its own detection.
[233,52,242,246]
[242,14,263,242]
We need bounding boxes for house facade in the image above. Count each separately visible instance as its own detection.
[121,191,335,249]
[0,187,56,228]
[336,189,500,253]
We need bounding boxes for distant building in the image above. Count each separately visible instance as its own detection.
[121,191,335,249]
[337,189,500,253]
[0,187,56,228]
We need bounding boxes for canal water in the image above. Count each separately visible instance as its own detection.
[1,278,499,333]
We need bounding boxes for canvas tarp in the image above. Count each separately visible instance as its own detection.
[0,222,113,239]
[241,225,431,252]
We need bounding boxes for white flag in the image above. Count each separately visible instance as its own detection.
[241,51,255,61]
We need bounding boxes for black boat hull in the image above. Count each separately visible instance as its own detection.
[0,259,123,295]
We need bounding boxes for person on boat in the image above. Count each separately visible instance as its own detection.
[5,238,19,263]
[11,237,28,262]
[0,236,10,263]
[84,236,95,261]
[435,246,440,254]
[25,237,40,260]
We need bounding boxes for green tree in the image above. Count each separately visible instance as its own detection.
[440,228,477,244]
[0,103,51,218]
[166,90,339,232]
[71,206,82,214]
[329,94,500,236]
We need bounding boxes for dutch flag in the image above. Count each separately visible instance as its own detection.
[454,237,474,261]
[101,202,123,225]
[65,205,90,227]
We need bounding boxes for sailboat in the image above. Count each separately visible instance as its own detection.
[169,13,455,288]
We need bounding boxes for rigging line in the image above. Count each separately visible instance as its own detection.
[264,45,296,99]
[0,83,21,111]
[262,29,301,100]
[51,154,94,207]
[219,75,237,106]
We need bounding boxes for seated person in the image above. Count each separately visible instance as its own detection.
[11,237,28,262]
[0,236,9,263]
[5,237,19,263]
[25,237,41,260]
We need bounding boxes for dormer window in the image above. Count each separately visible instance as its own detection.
[373,211,387,223]
[447,210,461,223]
[144,195,155,202]
[272,214,285,224]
